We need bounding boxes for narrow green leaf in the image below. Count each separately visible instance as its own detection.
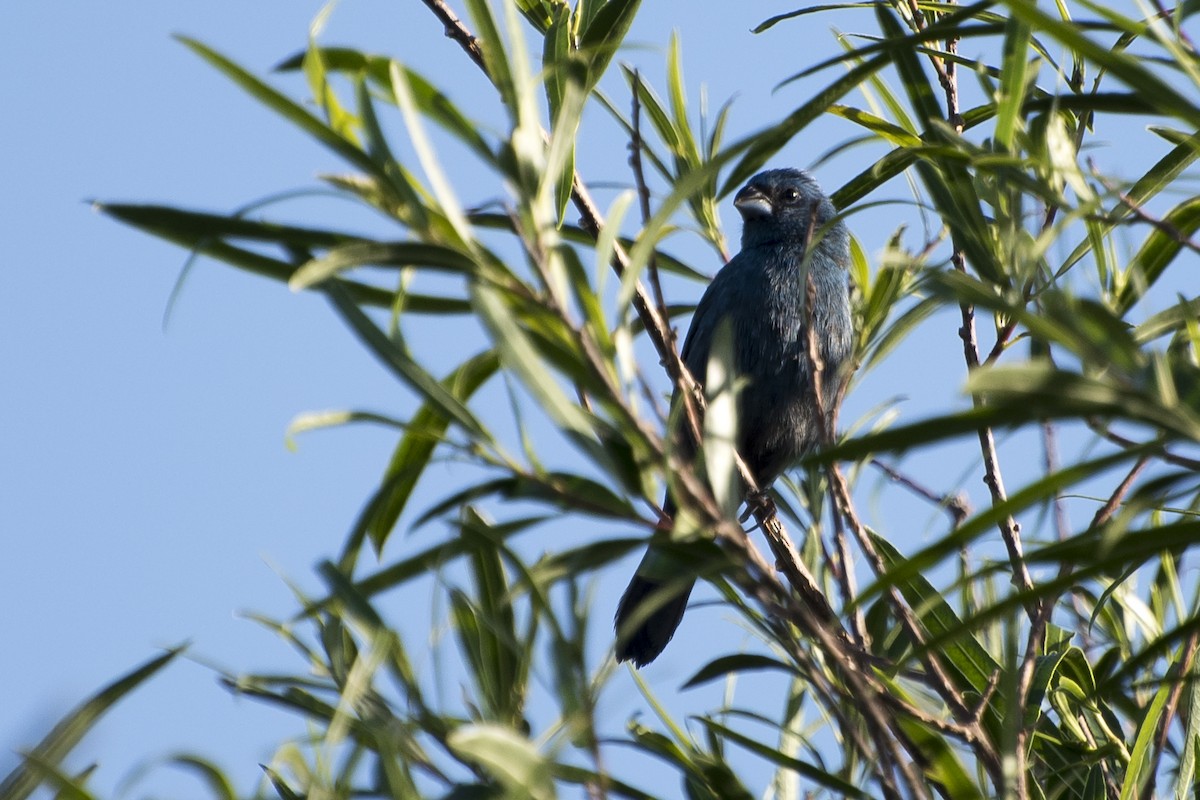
[704,318,739,517]
[177,37,376,175]
[415,472,634,528]
[164,755,238,800]
[1118,678,1171,800]
[579,0,642,88]
[96,202,401,308]
[1007,0,1200,130]
[330,515,548,605]
[0,649,180,800]
[995,14,1032,150]
[290,241,478,290]
[390,61,475,248]
[1118,197,1200,314]
[682,654,800,689]
[826,105,922,147]
[261,765,304,800]
[465,0,517,115]
[875,4,942,125]
[871,535,1002,701]
[1135,296,1200,343]
[449,724,554,800]
[364,350,499,552]
[470,282,594,437]
[325,284,488,440]
[721,53,888,196]
[696,719,870,799]
[1175,660,1200,800]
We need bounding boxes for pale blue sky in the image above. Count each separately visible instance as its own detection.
[2,2,1181,797]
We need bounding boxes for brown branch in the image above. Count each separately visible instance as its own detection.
[1015,452,1151,799]
[628,70,667,318]
[1091,163,1200,257]
[826,461,1002,783]
[1087,420,1200,472]
[415,5,978,793]
[870,458,972,528]
[418,0,485,72]
[796,207,999,780]
[1091,455,1151,530]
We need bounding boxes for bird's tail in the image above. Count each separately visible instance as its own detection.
[614,572,695,667]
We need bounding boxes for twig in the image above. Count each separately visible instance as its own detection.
[629,70,668,318]
[870,458,972,528]
[826,461,1002,782]
[1091,455,1151,530]
[418,0,485,71]
[1148,0,1196,50]
[415,4,966,792]
[1014,453,1151,798]
[799,206,867,646]
[1087,420,1200,472]
[798,204,1000,780]
[1091,162,1200,257]
[1042,422,1071,543]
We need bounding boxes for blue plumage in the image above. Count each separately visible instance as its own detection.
[615,168,854,666]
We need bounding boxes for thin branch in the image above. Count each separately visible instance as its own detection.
[1087,420,1200,472]
[628,69,668,318]
[414,4,980,793]
[1091,163,1200,257]
[870,458,972,528]
[418,0,486,72]
[1015,453,1151,798]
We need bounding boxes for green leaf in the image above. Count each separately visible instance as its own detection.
[1005,0,1200,131]
[163,755,238,800]
[177,37,376,175]
[96,202,404,309]
[290,241,479,290]
[995,14,1033,150]
[415,472,634,527]
[578,0,642,89]
[448,724,554,800]
[682,654,800,689]
[721,53,888,196]
[871,535,1002,706]
[325,283,489,440]
[330,515,549,605]
[470,282,595,438]
[1135,296,1200,343]
[0,649,180,800]
[695,719,871,799]
[1118,677,1171,800]
[704,318,739,518]
[362,350,499,553]
[875,4,941,126]
[261,765,304,800]
[1118,197,1200,314]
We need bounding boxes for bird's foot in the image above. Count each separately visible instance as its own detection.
[741,490,776,523]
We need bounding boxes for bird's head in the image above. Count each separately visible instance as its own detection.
[734,168,848,264]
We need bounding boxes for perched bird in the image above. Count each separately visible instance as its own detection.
[614,168,854,667]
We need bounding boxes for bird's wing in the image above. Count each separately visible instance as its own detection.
[678,255,744,388]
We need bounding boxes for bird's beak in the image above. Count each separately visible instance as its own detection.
[734,185,773,219]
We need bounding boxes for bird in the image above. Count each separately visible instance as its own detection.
[613,167,854,667]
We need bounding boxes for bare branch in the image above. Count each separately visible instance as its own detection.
[628,70,668,318]
[870,458,972,528]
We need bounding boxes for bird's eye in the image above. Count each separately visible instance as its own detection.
[781,188,801,204]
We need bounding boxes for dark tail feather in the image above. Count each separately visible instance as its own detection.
[614,574,695,667]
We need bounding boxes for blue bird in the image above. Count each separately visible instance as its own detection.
[614,168,854,667]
